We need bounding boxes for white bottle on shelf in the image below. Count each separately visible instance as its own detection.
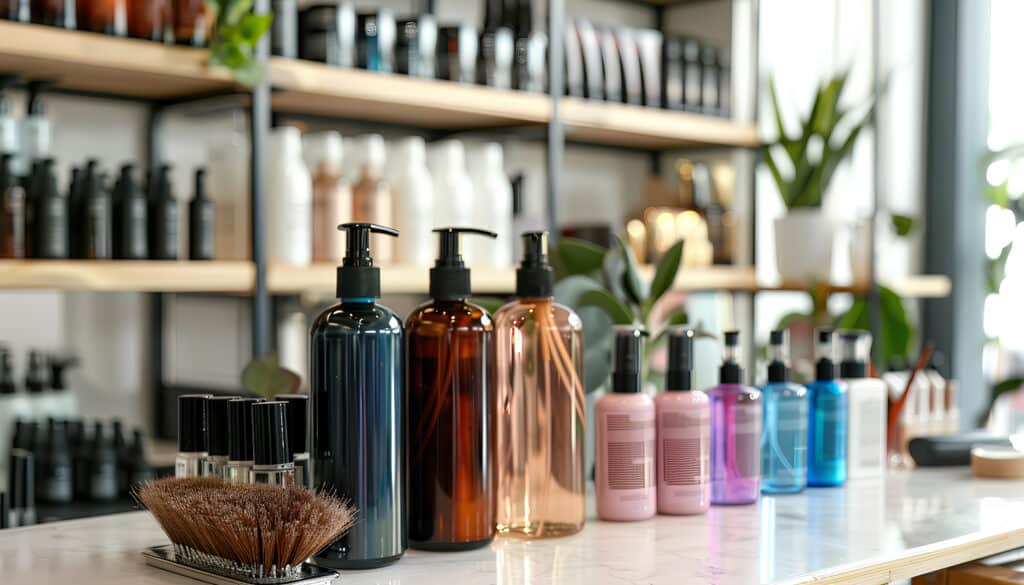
[839,330,888,479]
[207,139,251,260]
[390,137,435,267]
[351,134,393,263]
[266,126,313,266]
[429,140,474,259]
[304,131,351,263]
[468,142,513,268]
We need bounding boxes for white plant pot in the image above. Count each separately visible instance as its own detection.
[774,209,838,283]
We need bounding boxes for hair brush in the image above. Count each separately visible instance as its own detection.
[135,477,355,583]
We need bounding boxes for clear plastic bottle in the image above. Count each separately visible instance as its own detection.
[351,135,393,263]
[494,232,585,537]
[267,127,312,266]
[759,330,807,494]
[807,329,847,487]
[468,143,513,268]
[839,330,887,479]
[390,137,435,267]
[428,141,474,260]
[707,331,761,505]
[306,131,350,264]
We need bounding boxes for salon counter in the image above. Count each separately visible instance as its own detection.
[2,468,1023,585]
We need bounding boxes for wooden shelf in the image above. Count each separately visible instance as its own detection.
[0,22,236,99]
[0,260,254,292]
[774,275,952,298]
[561,98,761,149]
[267,263,516,295]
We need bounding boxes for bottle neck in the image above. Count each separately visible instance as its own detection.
[341,297,375,305]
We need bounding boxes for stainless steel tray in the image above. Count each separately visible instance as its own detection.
[142,545,338,585]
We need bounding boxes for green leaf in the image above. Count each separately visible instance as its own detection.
[986,182,1010,208]
[210,43,247,68]
[891,214,915,237]
[768,78,793,155]
[241,354,301,399]
[223,0,253,26]
[647,240,684,307]
[579,306,614,392]
[239,12,273,42]
[987,245,1011,294]
[615,236,648,306]
[233,57,265,87]
[578,289,635,325]
[602,245,628,303]
[878,286,911,362]
[764,148,788,203]
[650,309,689,348]
[978,377,1024,427]
[555,237,606,277]
[553,274,606,307]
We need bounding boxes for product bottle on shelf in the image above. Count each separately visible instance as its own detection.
[112,164,148,260]
[0,76,20,170]
[479,0,513,89]
[202,396,233,478]
[807,329,847,487]
[126,0,171,41]
[350,134,392,264]
[692,161,734,266]
[311,223,405,569]
[88,421,119,501]
[147,164,179,260]
[390,136,434,267]
[0,154,26,258]
[271,0,298,58]
[305,131,350,264]
[839,330,887,479]
[356,10,396,72]
[596,326,656,521]
[266,126,312,266]
[250,401,297,487]
[83,0,127,35]
[77,168,114,260]
[125,428,155,493]
[31,0,75,28]
[0,347,32,464]
[760,329,808,494]
[47,356,78,419]
[0,1,30,23]
[494,231,585,537]
[171,0,209,46]
[70,420,91,501]
[188,168,214,260]
[428,140,473,258]
[468,142,513,268]
[707,331,761,505]
[38,418,73,504]
[22,81,52,173]
[225,397,261,482]
[24,350,48,419]
[406,227,497,549]
[655,327,710,515]
[30,159,69,259]
[175,394,211,478]
[111,419,128,494]
[207,139,250,260]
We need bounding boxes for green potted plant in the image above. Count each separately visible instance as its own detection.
[765,71,875,282]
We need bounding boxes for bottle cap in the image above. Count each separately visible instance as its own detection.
[612,326,648,393]
[252,401,291,466]
[336,222,400,300]
[25,351,46,394]
[767,329,789,383]
[92,420,108,447]
[192,168,208,201]
[275,394,309,455]
[0,348,14,395]
[666,326,694,391]
[205,396,235,457]
[515,231,554,298]
[430,227,498,301]
[227,397,262,462]
[114,164,140,201]
[815,328,836,381]
[838,329,871,378]
[720,330,744,384]
[177,394,211,453]
[358,134,386,171]
[47,356,76,392]
[152,164,174,201]
[112,419,127,450]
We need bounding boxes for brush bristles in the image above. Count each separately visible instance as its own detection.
[136,477,354,580]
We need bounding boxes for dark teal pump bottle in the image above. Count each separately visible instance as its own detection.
[311,223,405,570]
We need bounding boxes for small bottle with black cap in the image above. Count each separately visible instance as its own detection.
[655,327,710,515]
[88,421,119,502]
[275,394,311,489]
[838,329,888,479]
[707,330,761,505]
[406,227,497,550]
[759,329,808,495]
[250,401,297,487]
[807,328,848,487]
[175,394,211,478]
[202,396,235,478]
[310,222,405,569]
[595,326,656,521]
[225,397,263,483]
[493,231,585,538]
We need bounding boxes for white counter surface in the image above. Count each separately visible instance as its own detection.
[3,468,1024,585]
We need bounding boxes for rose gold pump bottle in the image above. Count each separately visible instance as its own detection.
[494,232,585,538]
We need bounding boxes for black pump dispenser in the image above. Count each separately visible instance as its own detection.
[612,326,648,393]
[720,330,743,384]
[0,347,14,394]
[188,168,214,260]
[429,227,498,301]
[815,328,836,381]
[838,330,869,378]
[25,351,46,393]
[767,329,788,383]
[515,231,554,298]
[336,222,400,300]
[666,326,694,390]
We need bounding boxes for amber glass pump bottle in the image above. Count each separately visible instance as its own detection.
[406,227,498,551]
[494,232,585,538]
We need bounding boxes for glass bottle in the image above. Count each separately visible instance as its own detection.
[807,329,848,487]
[494,232,585,538]
[406,227,497,550]
[202,396,234,478]
[172,0,209,46]
[84,0,126,35]
[707,331,761,505]
[250,401,297,487]
[175,394,210,478]
[225,397,261,482]
[127,0,171,41]
[760,329,808,494]
[0,154,26,258]
[311,223,405,569]
[306,131,350,263]
[31,0,75,28]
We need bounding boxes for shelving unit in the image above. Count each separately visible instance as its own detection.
[0,260,254,292]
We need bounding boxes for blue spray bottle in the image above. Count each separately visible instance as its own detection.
[807,329,848,487]
[760,329,808,494]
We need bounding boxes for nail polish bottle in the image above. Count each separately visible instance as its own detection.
[113,164,148,260]
[225,397,261,482]
[250,401,296,487]
[188,168,214,260]
[760,329,808,494]
[147,164,179,260]
[707,331,761,505]
[0,154,26,258]
[175,394,210,478]
[807,329,848,487]
[203,396,234,478]
[655,327,710,515]
[275,394,311,489]
[839,330,888,479]
[88,421,119,502]
[311,223,405,570]
[406,227,498,550]
[596,326,656,521]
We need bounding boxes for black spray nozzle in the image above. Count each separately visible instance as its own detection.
[666,326,694,391]
[336,222,400,300]
[177,394,212,453]
[838,329,871,378]
[612,326,648,393]
[25,351,47,393]
[720,330,744,384]
[815,328,836,381]
[114,164,139,200]
[516,231,554,298]
[252,401,291,467]
[430,227,498,301]
[275,394,309,455]
[26,79,56,116]
[767,329,788,383]
[205,396,235,457]
[0,154,14,188]
[227,397,263,462]
[193,168,207,200]
[0,347,14,395]
[47,356,77,391]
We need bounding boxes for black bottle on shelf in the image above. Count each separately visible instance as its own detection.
[700,46,719,115]
[29,159,68,259]
[112,419,129,494]
[663,37,684,110]
[147,164,179,260]
[71,419,92,500]
[188,168,214,261]
[88,421,118,501]
[682,39,702,112]
[31,0,76,28]
[479,0,512,89]
[271,0,298,58]
[0,153,26,259]
[125,428,154,494]
[0,0,30,22]
[298,3,356,67]
[77,167,114,259]
[356,11,396,73]
[437,24,478,84]
[113,164,149,260]
[38,419,72,504]
[25,350,47,396]
[396,15,437,79]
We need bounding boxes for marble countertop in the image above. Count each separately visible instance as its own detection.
[3,468,1024,585]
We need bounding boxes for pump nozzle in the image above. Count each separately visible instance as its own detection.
[767,329,789,383]
[666,326,694,391]
[336,222,400,300]
[814,328,835,381]
[612,326,648,393]
[26,79,56,116]
[516,231,553,298]
[720,330,744,384]
[429,227,498,301]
